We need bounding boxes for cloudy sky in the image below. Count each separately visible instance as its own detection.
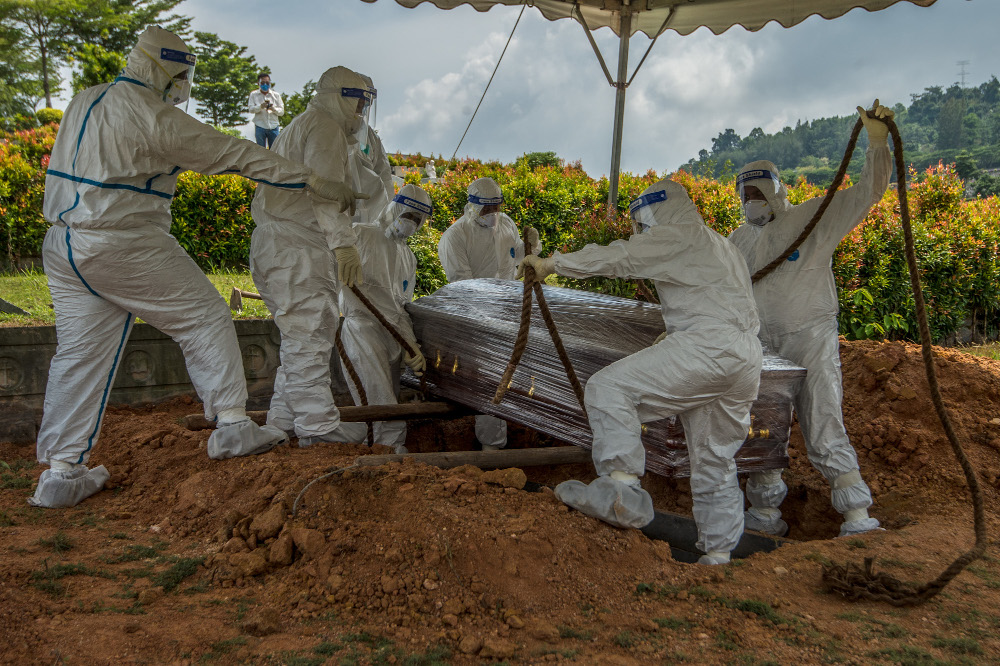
[174,0,993,176]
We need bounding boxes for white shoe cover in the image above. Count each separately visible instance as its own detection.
[554,476,655,529]
[697,551,731,565]
[297,422,368,447]
[28,465,110,508]
[838,517,882,537]
[744,509,789,537]
[207,420,288,460]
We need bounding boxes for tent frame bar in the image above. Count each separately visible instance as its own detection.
[574,3,676,215]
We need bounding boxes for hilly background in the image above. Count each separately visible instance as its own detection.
[680,77,1000,197]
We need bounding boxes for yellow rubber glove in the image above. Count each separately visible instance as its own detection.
[653,332,667,345]
[403,345,426,377]
[524,226,540,255]
[334,246,363,287]
[516,254,556,281]
[856,98,894,145]
[307,174,369,215]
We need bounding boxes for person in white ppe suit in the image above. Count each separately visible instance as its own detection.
[520,180,762,565]
[32,27,362,509]
[437,177,537,450]
[251,66,379,447]
[339,185,432,452]
[348,74,394,228]
[728,100,893,538]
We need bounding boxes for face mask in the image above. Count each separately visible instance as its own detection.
[260,83,270,92]
[744,200,772,226]
[477,212,499,228]
[386,217,419,240]
[166,77,190,106]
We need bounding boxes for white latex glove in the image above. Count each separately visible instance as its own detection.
[516,254,556,281]
[653,332,667,345]
[524,226,540,255]
[307,174,369,215]
[403,344,426,377]
[334,246,363,287]
[857,98,894,145]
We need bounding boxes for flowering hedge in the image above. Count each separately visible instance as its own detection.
[2,124,999,342]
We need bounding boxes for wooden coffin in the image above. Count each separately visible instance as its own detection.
[405,279,805,478]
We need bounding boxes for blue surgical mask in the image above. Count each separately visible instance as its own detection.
[260,83,270,92]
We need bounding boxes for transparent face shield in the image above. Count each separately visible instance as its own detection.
[469,196,502,228]
[143,46,197,111]
[736,168,781,206]
[386,193,432,239]
[628,189,667,235]
[342,86,376,154]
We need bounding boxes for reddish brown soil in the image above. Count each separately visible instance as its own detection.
[2,339,1000,665]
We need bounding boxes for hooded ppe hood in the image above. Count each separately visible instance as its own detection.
[736,159,792,218]
[381,183,433,238]
[124,26,192,96]
[464,177,503,220]
[311,66,371,136]
[632,179,703,231]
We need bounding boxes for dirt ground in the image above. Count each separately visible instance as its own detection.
[2,338,1000,665]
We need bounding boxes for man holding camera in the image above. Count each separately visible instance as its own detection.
[249,72,284,148]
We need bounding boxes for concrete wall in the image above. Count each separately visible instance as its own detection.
[0,320,350,443]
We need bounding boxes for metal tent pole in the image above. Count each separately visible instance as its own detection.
[606,8,632,217]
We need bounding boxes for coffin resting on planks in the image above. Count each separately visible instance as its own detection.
[404,279,805,479]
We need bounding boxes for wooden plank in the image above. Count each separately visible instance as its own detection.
[182,401,475,431]
[351,446,592,470]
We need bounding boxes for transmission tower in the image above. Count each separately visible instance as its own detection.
[957,60,970,88]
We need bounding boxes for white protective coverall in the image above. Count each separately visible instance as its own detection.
[348,74,394,228]
[339,185,431,452]
[32,27,339,508]
[541,180,763,561]
[728,135,891,538]
[250,66,374,446]
[437,177,525,449]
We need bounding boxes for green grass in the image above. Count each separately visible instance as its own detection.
[959,342,1000,361]
[868,645,950,665]
[558,625,594,640]
[0,269,271,326]
[931,636,983,655]
[152,556,204,592]
[39,531,73,554]
[613,631,637,648]
[1,472,32,489]
[0,510,14,527]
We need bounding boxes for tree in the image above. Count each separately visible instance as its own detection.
[191,31,263,128]
[0,0,101,107]
[70,43,127,93]
[955,151,979,181]
[0,20,42,115]
[711,128,741,154]
[279,79,315,128]
[68,0,190,92]
[936,97,966,150]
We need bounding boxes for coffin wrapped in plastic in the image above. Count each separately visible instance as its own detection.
[404,279,805,478]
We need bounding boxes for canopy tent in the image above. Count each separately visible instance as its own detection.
[365,0,938,211]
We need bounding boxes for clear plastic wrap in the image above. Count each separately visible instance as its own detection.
[405,279,805,478]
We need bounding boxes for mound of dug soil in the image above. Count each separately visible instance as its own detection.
[2,339,1000,665]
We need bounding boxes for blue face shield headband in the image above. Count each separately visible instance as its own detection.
[468,194,502,206]
[393,194,432,217]
[629,190,667,234]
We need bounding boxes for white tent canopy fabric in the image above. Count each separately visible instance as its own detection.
[364,0,938,210]
[380,0,936,38]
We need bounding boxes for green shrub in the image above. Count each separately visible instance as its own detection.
[0,125,55,267]
[169,172,257,269]
[35,108,63,126]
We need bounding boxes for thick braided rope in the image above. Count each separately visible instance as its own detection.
[818,118,987,605]
[334,315,374,446]
[347,284,427,393]
[493,265,536,405]
[532,280,588,415]
[751,119,864,283]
